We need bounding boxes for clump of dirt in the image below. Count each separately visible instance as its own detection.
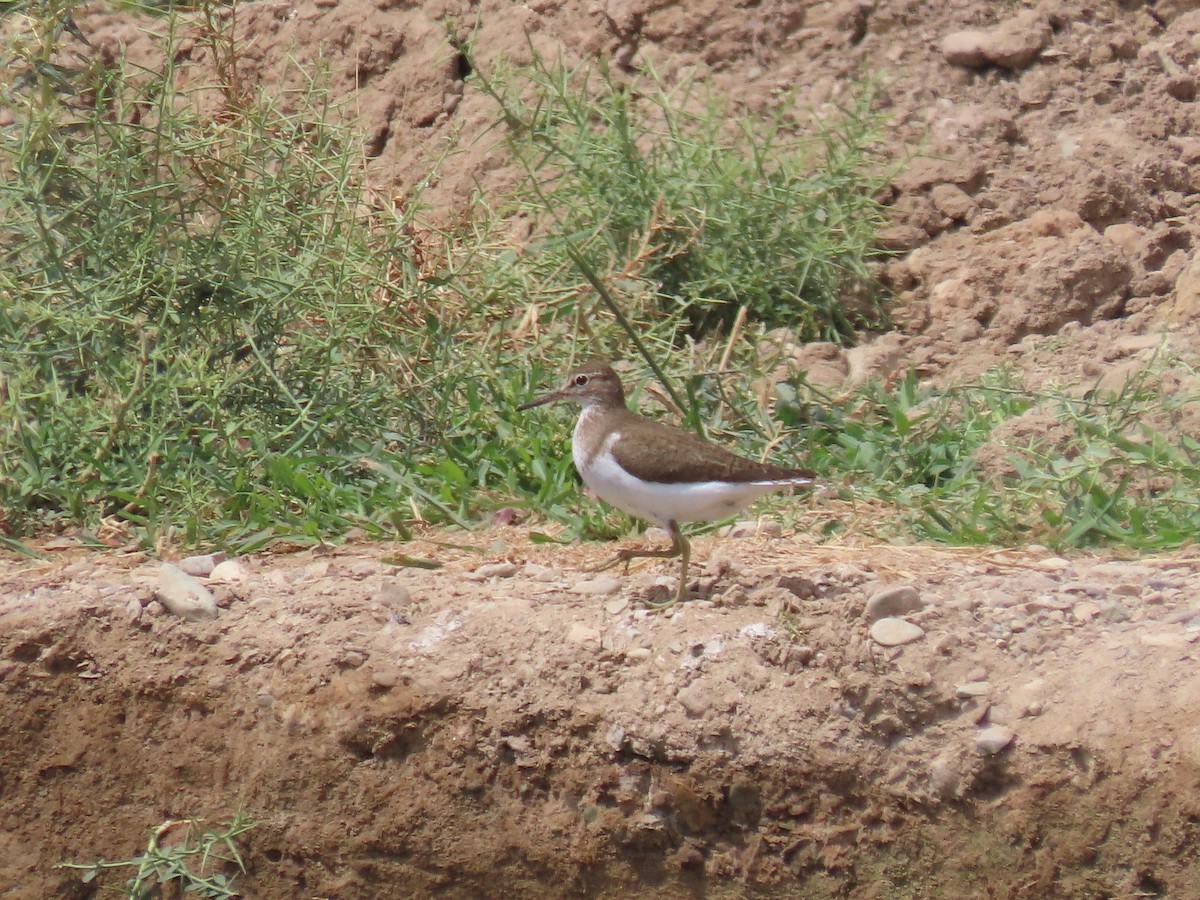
[5,0,1200,896]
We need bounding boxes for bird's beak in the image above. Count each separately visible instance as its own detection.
[516,388,566,411]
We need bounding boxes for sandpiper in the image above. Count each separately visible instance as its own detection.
[518,360,814,604]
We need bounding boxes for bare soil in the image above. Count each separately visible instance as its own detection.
[4,0,1200,897]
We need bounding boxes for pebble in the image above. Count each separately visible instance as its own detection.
[865,585,923,622]
[125,597,143,625]
[1072,600,1099,623]
[178,553,225,578]
[975,724,1015,755]
[209,559,248,583]
[929,752,963,799]
[942,11,1050,71]
[566,623,600,645]
[605,596,629,615]
[467,562,519,581]
[719,519,783,539]
[676,684,711,717]
[1139,632,1188,649]
[869,617,925,647]
[956,681,991,699]
[375,582,413,607]
[571,576,621,596]
[371,667,400,689]
[154,563,219,620]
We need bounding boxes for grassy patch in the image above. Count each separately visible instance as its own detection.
[56,813,254,899]
[468,45,892,342]
[3,4,1194,556]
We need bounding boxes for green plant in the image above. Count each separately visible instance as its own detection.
[468,46,893,342]
[0,2,440,545]
[57,813,254,899]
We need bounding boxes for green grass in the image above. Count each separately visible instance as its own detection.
[1,1,1197,556]
[56,813,254,899]
[466,42,892,341]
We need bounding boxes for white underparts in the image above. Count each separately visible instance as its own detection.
[573,424,810,528]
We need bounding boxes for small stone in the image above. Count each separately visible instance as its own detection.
[676,684,711,717]
[209,559,248,583]
[978,11,1051,70]
[869,617,925,647]
[467,562,519,581]
[155,563,218,620]
[865,585,923,622]
[566,623,600,644]
[1100,602,1131,624]
[375,582,413,607]
[571,576,621,596]
[942,30,989,68]
[1072,600,1100,623]
[876,224,928,251]
[125,598,143,625]
[975,724,1015,755]
[605,596,629,615]
[371,667,400,689]
[1166,75,1197,102]
[956,681,991,699]
[1139,632,1188,649]
[625,647,652,661]
[929,752,963,799]
[178,553,225,578]
[930,183,976,221]
[778,575,818,600]
[720,519,783,539]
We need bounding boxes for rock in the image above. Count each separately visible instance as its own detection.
[1100,602,1131,624]
[1166,74,1197,102]
[930,183,977,221]
[942,30,989,68]
[720,519,783,539]
[980,11,1051,70]
[676,684,711,718]
[155,563,219,620]
[571,576,621,596]
[1072,600,1099,624]
[956,681,991,699]
[929,751,964,799]
[778,575,818,600]
[125,597,143,626]
[876,224,928,251]
[1139,632,1189,649]
[178,553,225,578]
[467,562,519,581]
[605,596,629,615]
[865,585,923,622]
[375,582,413,607]
[209,559,248,583]
[975,724,1015,755]
[869,617,925,647]
[566,623,600,645]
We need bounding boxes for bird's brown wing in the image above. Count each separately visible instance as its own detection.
[609,411,814,485]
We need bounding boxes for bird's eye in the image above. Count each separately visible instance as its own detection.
[573,374,589,386]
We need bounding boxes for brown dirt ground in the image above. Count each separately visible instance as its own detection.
[4,0,1200,897]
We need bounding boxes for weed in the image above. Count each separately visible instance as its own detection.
[57,813,254,899]
[468,45,893,342]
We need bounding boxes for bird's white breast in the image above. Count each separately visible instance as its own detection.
[573,416,803,527]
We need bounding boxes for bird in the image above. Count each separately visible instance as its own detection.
[518,360,815,604]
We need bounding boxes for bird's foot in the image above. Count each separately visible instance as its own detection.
[589,548,636,575]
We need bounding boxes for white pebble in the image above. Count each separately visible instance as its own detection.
[869,617,925,647]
